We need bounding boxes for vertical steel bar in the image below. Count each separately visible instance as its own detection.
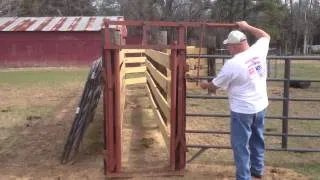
[282,58,290,149]
[114,49,122,171]
[196,24,205,86]
[176,49,186,169]
[103,23,116,174]
[207,48,216,78]
[102,52,108,173]
[175,25,186,170]
[142,24,148,46]
[103,20,121,175]
[169,48,178,170]
[106,49,116,173]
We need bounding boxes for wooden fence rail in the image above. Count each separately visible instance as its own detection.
[145,49,171,148]
[122,49,146,85]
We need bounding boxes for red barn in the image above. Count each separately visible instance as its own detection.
[0,16,127,67]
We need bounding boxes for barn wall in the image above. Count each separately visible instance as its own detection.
[0,31,102,67]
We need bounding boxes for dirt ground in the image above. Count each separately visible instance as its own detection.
[0,82,311,179]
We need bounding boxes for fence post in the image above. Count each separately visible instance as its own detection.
[170,47,178,171]
[103,22,122,175]
[282,58,290,149]
[169,25,187,171]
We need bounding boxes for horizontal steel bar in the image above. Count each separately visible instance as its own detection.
[186,130,229,135]
[187,113,229,118]
[186,76,214,80]
[289,98,320,102]
[187,144,320,152]
[186,95,228,100]
[269,97,285,101]
[186,95,285,101]
[186,95,320,102]
[186,130,320,137]
[187,54,320,60]
[187,76,320,83]
[289,79,320,83]
[267,78,288,82]
[104,44,184,50]
[267,56,320,60]
[186,113,320,121]
[105,20,238,28]
[288,116,320,120]
[187,55,231,59]
[186,113,284,119]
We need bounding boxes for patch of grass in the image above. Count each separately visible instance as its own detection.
[295,163,320,180]
[0,68,88,85]
[0,68,88,150]
[268,61,320,80]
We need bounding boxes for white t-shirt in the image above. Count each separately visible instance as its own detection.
[212,37,270,114]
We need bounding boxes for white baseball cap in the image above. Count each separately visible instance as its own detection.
[223,30,247,45]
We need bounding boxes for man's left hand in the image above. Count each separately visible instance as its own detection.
[200,80,209,89]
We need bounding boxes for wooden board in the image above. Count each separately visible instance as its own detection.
[187,69,208,76]
[122,49,145,54]
[145,71,170,120]
[146,84,170,149]
[186,46,208,54]
[125,57,146,64]
[125,66,146,74]
[145,60,170,93]
[187,58,208,65]
[145,49,170,69]
[125,77,146,85]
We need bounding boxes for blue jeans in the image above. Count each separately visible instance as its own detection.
[230,110,266,180]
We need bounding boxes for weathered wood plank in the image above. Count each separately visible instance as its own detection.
[145,49,170,69]
[122,49,145,54]
[125,77,146,85]
[125,66,146,74]
[187,69,208,76]
[186,58,208,65]
[125,57,146,64]
[145,71,170,120]
[145,60,170,93]
[186,46,207,54]
[146,84,170,149]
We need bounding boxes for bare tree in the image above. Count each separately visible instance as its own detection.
[0,0,22,16]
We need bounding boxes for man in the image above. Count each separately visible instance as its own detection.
[200,21,270,180]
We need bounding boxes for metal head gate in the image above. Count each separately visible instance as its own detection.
[102,20,237,176]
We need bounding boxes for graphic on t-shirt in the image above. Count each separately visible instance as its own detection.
[245,57,264,78]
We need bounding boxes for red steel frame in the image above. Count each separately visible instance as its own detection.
[102,20,237,176]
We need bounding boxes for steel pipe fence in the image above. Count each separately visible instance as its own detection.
[185,55,320,160]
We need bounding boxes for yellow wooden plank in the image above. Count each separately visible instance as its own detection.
[125,57,146,64]
[120,79,126,119]
[188,69,208,76]
[186,46,207,54]
[146,84,169,149]
[186,58,208,65]
[146,71,170,120]
[125,66,146,74]
[122,49,145,54]
[125,77,146,85]
[145,49,170,69]
[166,68,171,105]
[145,60,170,93]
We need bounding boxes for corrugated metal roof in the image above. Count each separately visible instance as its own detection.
[0,16,124,32]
